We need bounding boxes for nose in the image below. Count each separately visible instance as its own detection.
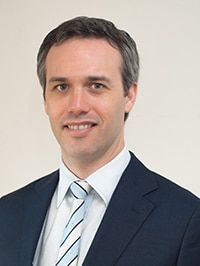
[67,88,90,115]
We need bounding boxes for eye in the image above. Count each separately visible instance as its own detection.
[91,83,104,90]
[55,84,68,91]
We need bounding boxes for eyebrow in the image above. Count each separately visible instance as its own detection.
[48,77,68,83]
[48,75,112,84]
[86,75,112,84]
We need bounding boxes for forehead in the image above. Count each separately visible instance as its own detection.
[46,37,122,71]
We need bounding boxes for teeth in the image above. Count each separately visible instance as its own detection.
[68,124,92,130]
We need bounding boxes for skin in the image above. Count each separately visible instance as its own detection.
[44,38,137,179]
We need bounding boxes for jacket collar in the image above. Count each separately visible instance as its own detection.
[18,152,158,265]
[19,170,59,265]
[83,152,158,265]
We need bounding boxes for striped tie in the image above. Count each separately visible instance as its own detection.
[56,180,91,266]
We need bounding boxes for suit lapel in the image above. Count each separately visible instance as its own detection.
[19,171,59,265]
[83,153,158,266]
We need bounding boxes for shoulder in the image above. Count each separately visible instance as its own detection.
[128,152,200,207]
[0,170,59,207]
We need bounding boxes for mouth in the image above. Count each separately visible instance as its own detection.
[65,122,96,131]
[67,124,93,130]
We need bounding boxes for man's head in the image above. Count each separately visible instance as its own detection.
[37,16,139,119]
[37,17,139,174]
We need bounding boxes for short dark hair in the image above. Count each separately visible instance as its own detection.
[37,16,139,120]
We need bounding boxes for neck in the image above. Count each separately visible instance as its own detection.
[62,146,125,179]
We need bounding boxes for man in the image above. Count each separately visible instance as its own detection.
[0,16,200,266]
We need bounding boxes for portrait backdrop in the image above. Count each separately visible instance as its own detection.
[0,0,199,196]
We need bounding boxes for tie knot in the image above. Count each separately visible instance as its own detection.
[70,180,91,200]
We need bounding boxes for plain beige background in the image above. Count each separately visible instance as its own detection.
[0,0,199,197]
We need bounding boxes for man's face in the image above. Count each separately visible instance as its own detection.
[44,38,137,166]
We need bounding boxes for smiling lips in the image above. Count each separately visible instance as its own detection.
[67,124,93,130]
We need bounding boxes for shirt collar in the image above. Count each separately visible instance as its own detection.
[57,146,131,208]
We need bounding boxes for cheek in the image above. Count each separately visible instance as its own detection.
[100,99,125,124]
[45,99,64,118]
[44,99,55,117]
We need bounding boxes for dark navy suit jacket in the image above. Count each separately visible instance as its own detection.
[1,153,200,265]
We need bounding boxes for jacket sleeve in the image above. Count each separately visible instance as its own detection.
[177,206,200,265]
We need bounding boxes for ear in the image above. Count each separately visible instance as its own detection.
[44,99,49,115]
[124,82,138,113]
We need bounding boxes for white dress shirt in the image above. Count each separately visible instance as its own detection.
[33,147,130,266]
